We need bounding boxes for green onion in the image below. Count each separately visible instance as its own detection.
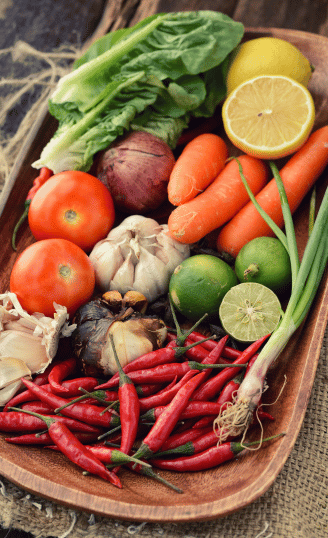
[216,158,328,439]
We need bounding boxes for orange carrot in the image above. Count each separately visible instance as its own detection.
[217,125,328,258]
[168,133,229,206]
[168,155,268,244]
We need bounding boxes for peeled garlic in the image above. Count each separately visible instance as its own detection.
[0,292,76,404]
[89,215,190,302]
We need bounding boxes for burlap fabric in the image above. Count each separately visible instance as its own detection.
[0,328,326,538]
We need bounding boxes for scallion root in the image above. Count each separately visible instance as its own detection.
[213,399,253,444]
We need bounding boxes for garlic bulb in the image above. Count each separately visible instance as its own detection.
[89,215,190,302]
[72,292,167,376]
[0,292,76,404]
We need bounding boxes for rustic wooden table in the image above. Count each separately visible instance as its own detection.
[0,1,327,537]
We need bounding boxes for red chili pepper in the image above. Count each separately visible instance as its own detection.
[151,434,284,471]
[39,413,122,486]
[142,400,224,422]
[96,314,214,391]
[12,167,53,250]
[192,335,270,401]
[96,339,210,390]
[153,428,219,458]
[159,425,213,452]
[192,372,244,429]
[133,371,208,460]
[138,371,196,413]
[82,445,150,468]
[252,409,275,423]
[135,384,163,397]
[5,431,100,445]
[20,401,56,415]
[4,377,99,410]
[21,378,120,428]
[48,357,77,393]
[187,332,242,360]
[110,335,140,474]
[103,360,245,387]
[0,410,101,434]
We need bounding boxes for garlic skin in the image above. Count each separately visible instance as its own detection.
[72,293,167,376]
[89,215,190,302]
[0,292,76,404]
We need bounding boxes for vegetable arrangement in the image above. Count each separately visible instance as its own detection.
[3,10,328,495]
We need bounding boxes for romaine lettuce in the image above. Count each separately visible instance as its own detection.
[33,11,244,173]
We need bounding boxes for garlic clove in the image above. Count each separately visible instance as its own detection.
[110,251,135,293]
[0,356,32,389]
[0,330,49,374]
[102,317,167,374]
[133,247,168,302]
[0,380,26,406]
[89,242,124,290]
[0,356,32,405]
[156,227,190,270]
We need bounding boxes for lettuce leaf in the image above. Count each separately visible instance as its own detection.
[33,11,244,173]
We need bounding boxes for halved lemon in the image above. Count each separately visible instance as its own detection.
[222,75,315,159]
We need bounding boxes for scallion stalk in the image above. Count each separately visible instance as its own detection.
[216,159,328,439]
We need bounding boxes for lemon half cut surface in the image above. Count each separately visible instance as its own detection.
[222,75,315,159]
[219,282,282,343]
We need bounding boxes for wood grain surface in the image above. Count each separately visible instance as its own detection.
[1,19,328,522]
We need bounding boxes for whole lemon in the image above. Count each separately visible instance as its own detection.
[226,37,313,94]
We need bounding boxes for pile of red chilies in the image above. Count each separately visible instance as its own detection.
[0,325,276,492]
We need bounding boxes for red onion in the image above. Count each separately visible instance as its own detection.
[97,131,175,214]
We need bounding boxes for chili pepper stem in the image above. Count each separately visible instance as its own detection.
[8,407,55,427]
[12,205,30,251]
[135,466,184,494]
[98,425,122,440]
[231,432,286,455]
[169,297,209,347]
[55,390,109,412]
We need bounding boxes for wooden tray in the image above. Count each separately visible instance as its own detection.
[1,27,328,523]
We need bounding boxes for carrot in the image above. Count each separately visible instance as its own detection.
[168,155,268,244]
[217,125,328,257]
[168,133,229,206]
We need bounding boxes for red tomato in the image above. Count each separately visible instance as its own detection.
[10,238,95,317]
[28,171,115,252]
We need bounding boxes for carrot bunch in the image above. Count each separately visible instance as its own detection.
[167,134,269,244]
[167,125,328,258]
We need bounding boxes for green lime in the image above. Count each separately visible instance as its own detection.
[219,282,282,343]
[169,254,238,321]
[234,237,292,294]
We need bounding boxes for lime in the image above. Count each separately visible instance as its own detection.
[219,282,281,343]
[226,37,313,95]
[222,74,315,160]
[169,254,238,321]
[235,237,292,294]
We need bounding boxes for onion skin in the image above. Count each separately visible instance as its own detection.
[97,131,176,214]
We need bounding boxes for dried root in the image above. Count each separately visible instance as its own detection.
[213,399,255,445]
